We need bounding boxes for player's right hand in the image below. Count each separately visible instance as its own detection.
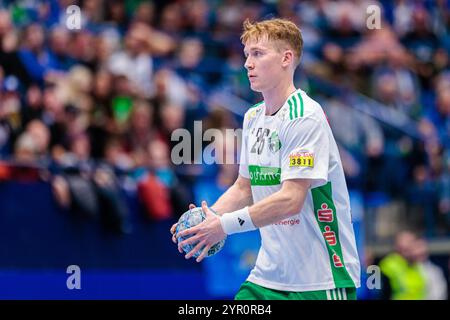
[171,204,196,250]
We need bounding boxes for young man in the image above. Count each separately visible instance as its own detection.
[171,18,361,300]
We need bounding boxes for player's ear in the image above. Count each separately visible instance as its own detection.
[282,50,294,67]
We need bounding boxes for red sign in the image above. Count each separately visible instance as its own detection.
[317,203,334,222]
[333,253,343,268]
[323,226,337,246]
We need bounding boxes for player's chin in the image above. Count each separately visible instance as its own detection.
[249,82,263,92]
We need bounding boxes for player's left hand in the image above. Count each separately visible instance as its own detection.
[177,201,226,262]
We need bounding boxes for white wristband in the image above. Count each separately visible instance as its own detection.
[220,206,256,235]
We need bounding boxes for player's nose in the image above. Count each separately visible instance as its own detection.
[244,57,254,70]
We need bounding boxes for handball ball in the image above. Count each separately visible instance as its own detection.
[176,207,225,259]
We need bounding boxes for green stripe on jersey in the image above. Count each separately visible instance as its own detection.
[297,92,304,117]
[311,182,355,288]
[287,93,304,120]
[248,165,281,186]
[288,98,293,120]
[293,95,298,119]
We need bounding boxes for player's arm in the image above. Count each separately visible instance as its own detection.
[246,178,310,227]
[210,174,253,215]
[177,179,310,262]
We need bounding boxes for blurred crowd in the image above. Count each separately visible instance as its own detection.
[0,0,449,240]
[290,0,450,241]
[358,231,449,300]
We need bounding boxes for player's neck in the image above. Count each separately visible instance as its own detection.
[262,81,297,116]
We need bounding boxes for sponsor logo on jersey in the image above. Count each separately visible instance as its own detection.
[248,165,281,186]
[317,203,334,222]
[288,151,314,167]
[333,253,344,268]
[323,226,337,246]
[273,218,300,226]
[268,131,281,153]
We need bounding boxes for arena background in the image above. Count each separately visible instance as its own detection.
[0,0,449,299]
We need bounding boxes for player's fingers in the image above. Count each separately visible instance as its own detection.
[171,223,179,243]
[170,223,177,235]
[177,225,198,238]
[185,240,206,259]
[179,234,201,247]
[196,244,211,263]
[201,201,211,216]
[189,204,196,210]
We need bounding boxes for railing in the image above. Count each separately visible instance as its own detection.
[208,70,423,140]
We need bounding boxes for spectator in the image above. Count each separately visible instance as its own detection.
[108,22,154,98]
[0,10,31,86]
[125,99,156,166]
[25,119,51,160]
[424,86,450,148]
[379,231,427,300]
[132,2,155,27]
[48,26,75,71]
[93,32,119,71]
[137,139,174,222]
[18,23,61,85]
[406,164,439,236]
[21,84,44,126]
[438,151,450,231]
[152,68,188,108]
[401,6,441,90]
[103,0,129,35]
[70,30,98,70]
[14,132,39,163]
[158,101,186,151]
[392,0,415,36]
[371,51,422,118]
[159,3,184,38]
[412,238,448,300]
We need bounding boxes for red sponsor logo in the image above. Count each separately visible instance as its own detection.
[323,226,336,246]
[317,203,334,222]
[333,253,343,268]
[274,218,300,226]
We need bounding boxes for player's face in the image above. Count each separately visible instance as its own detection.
[243,36,285,93]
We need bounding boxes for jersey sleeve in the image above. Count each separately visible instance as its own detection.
[238,114,250,179]
[280,116,329,188]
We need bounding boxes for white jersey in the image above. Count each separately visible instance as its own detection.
[239,89,361,292]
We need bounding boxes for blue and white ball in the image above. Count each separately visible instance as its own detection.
[176,207,225,259]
